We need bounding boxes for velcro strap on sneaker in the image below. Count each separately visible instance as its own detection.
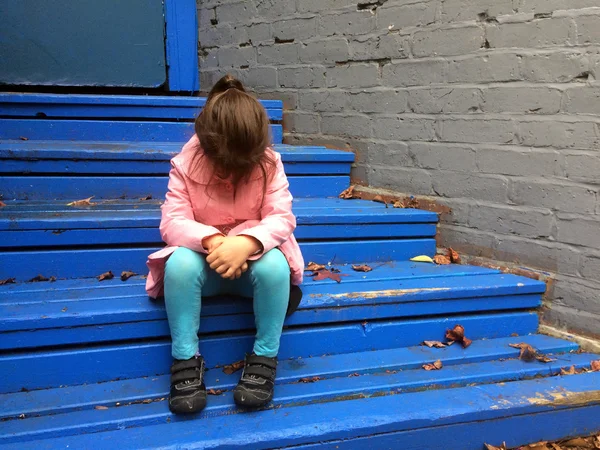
[171,357,203,374]
[243,365,274,379]
[246,354,277,370]
[171,368,202,385]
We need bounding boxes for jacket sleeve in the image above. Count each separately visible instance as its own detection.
[159,161,222,253]
[238,153,296,258]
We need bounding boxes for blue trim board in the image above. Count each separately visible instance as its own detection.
[164,0,199,92]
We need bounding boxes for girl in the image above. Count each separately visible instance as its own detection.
[145,75,304,415]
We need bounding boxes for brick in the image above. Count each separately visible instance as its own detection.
[476,147,559,177]
[447,53,522,83]
[518,120,600,150]
[413,26,484,57]
[408,88,483,114]
[216,2,258,23]
[217,46,256,68]
[378,3,437,30]
[564,86,600,115]
[284,112,320,134]
[440,0,515,23]
[319,11,376,37]
[297,0,356,13]
[575,13,600,45]
[565,153,600,184]
[437,225,496,258]
[521,52,589,83]
[367,141,413,166]
[257,43,300,65]
[367,166,433,195]
[468,204,554,238]
[272,17,317,41]
[326,63,380,88]
[519,0,600,13]
[200,70,225,89]
[482,86,562,114]
[254,0,296,18]
[321,114,372,138]
[200,24,249,47]
[300,39,350,64]
[493,236,579,274]
[199,48,219,69]
[431,172,509,202]
[246,22,271,43]
[349,34,410,61]
[440,118,515,144]
[347,89,409,113]
[436,199,471,226]
[580,253,600,279]
[509,180,597,214]
[557,216,600,247]
[298,90,349,112]
[486,18,575,49]
[278,66,326,88]
[372,116,437,141]
[236,66,278,88]
[382,60,446,87]
[257,90,298,110]
[554,276,600,315]
[409,142,477,171]
[590,53,600,80]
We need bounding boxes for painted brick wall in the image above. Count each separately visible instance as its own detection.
[198,0,600,337]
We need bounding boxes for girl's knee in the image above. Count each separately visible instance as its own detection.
[165,247,207,283]
[250,249,290,285]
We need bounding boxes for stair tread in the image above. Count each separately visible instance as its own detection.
[2,365,598,449]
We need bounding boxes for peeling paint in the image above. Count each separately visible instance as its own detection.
[325,287,452,300]
[527,389,600,406]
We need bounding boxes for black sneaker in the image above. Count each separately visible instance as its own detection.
[169,355,207,414]
[233,353,277,408]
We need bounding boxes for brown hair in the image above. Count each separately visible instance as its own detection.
[192,75,275,198]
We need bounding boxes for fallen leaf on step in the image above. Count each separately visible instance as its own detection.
[50,276,56,282]
[373,195,386,204]
[393,200,404,208]
[405,197,420,209]
[422,340,447,348]
[120,271,137,281]
[305,261,326,272]
[509,343,537,362]
[448,248,461,264]
[67,196,96,207]
[535,353,555,363]
[0,278,16,285]
[19,136,29,141]
[330,267,341,273]
[446,325,472,348]
[0,201,5,208]
[591,360,600,371]
[142,399,152,404]
[339,185,356,199]
[223,360,245,375]
[422,360,443,371]
[562,437,595,448]
[28,274,49,282]
[351,264,372,272]
[298,376,322,383]
[94,405,109,410]
[348,373,360,377]
[484,443,507,450]
[97,271,114,282]
[312,269,343,283]
[433,255,451,265]
[524,443,551,450]
[207,389,224,395]
[140,195,153,201]
[561,365,577,375]
[410,255,435,263]
[61,307,67,312]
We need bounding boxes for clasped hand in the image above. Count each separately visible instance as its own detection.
[204,235,262,280]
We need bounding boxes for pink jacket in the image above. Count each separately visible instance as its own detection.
[145,135,304,299]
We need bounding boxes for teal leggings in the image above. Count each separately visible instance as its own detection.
[164,247,291,360]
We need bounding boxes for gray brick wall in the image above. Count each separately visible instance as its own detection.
[198,0,600,338]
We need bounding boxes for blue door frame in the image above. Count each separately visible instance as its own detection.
[164,0,199,92]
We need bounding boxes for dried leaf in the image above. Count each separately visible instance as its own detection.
[591,360,600,372]
[330,267,341,273]
[142,399,152,404]
[339,185,356,199]
[422,359,443,371]
[524,443,551,450]
[50,276,57,282]
[351,264,372,273]
[140,195,153,201]
[433,255,451,265]
[393,200,404,208]
[561,365,577,375]
[61,306,68,312]
[535,353,555,363]
[410,255,435,263]
[484,443,507,450]
[305,262,326,272]
[29,274,49,282]
[207,389,224,395]
[373,195,386,204]
[298,376,322,383]
[446,325,472,348]
[67,196,96,207]
[509,343,537,362]
[448,248,461,264]
[348,373,360,377]
[405,197,420,209]
[97,271,114,282]
[422,340,447,348]
[0,278,16,285]
[19,136,29,141]
[223,360,245,375]
[0,201,5,208]
[562,437,595,448]
[120,271,137,281]
[94,405,109,410]
[312,269,343,283]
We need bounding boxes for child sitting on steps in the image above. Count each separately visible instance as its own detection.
[145,75,304,415]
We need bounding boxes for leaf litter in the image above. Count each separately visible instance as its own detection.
[305,262,326,272]
[0,278,16,285]
[486,433,600,449]
[422,360,443,371]
[433,255,451,265]
[422,340,448,349]
[446,325,472,348]
[120,271,137,281]
[0,201,5,208]
[339,185,356,199]
[351,264,372,272]
[312,269,343,283]
[28,274,55,283]
[298,376,323,383]
[509,343,555,363]
[223,360,244,375]
[207,389,224,396]
[97,271,114,282]
[448,248,461,264]
[67,196,96,207]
